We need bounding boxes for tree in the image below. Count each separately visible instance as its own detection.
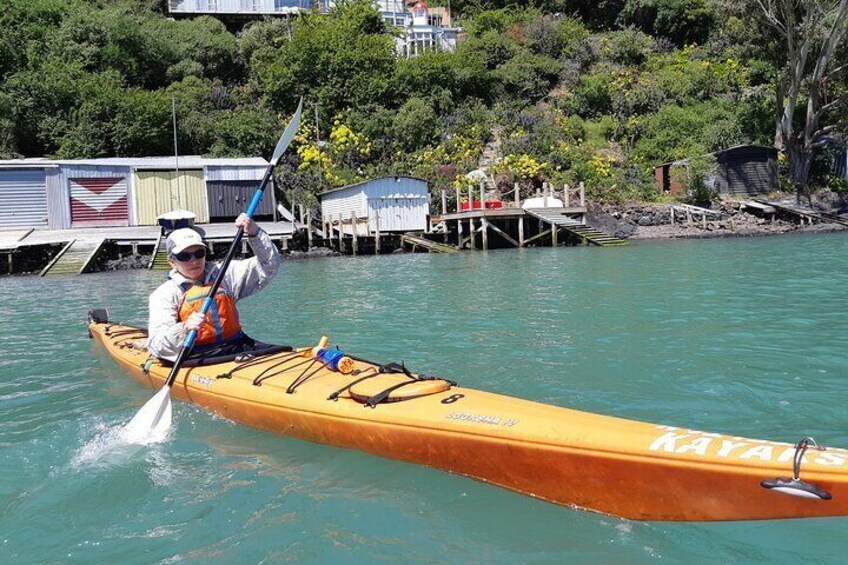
[756,0,848,193]
[259,0,395,119]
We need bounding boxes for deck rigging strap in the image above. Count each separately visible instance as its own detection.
[254,356,317,386]
[286,358,333,394]
[327,368,379,401]
[361,373,453,408]
[215,350,301,379]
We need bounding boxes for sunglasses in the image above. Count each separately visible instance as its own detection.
[173,248,207,262]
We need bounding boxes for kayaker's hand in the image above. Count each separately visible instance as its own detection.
[236,213,258,237]
[184,312,206,333]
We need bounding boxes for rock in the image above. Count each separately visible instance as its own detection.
[285,247,342,260]
[638,216,652,226]
[104,254,151,271]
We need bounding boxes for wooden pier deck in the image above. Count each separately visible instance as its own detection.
[0,221,300,275]
[755,199,848,227]
[431,181,626,250]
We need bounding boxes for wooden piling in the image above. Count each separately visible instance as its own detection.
[518,216,525,247]
[469,217,475,250]
[351,212,358,256]
[579,182,585,206]
[481,218,489,251]
[514,182,520,207]
[306,207,313,249]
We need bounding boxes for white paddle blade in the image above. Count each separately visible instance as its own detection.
[270,98,303,165]
[123,386,173,444]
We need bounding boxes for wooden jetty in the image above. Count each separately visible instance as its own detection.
[755,199,848,227]
[1,220,300,276]
[434,182,626,250]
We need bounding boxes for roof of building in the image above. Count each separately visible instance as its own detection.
[0,156,268,169]
[318,176,428,197]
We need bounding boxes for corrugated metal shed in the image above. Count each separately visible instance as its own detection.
[655,146,779,196]
[2,156,270,229]
[46,164,133,228]
[320,177,429,234]
[0,168,50,228]
[134,170,208,225]
[713,145,779,196]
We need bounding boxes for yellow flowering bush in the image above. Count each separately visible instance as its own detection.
[294,118,371,188]
[492,153,549,181]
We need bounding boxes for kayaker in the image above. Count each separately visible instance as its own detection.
[147,214,282,362]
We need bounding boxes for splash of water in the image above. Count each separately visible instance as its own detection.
[70,414,171,470]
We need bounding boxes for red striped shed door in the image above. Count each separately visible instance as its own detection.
[70,177,129,227]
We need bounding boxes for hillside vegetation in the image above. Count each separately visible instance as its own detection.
[1,0,846,206]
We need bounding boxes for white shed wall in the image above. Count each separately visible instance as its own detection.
[320,177,429,235]
[365,177,428,232]
[321,190,368,236]
[204,165,267,182]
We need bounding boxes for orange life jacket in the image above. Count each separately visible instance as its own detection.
[178,282,242,346]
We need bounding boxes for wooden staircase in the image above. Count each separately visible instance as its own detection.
[561,224,628,246]
[40,238,106,276]
[524,208,628,247]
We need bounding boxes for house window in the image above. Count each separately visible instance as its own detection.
[428,15,442,27]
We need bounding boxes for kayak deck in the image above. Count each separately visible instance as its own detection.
[90,321,848,521]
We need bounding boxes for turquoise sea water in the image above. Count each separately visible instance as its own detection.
[2,233,847,563]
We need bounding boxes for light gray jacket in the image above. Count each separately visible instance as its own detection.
[147,229,282,361]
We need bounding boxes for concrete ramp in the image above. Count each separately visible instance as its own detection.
[401,233,458,253]
[40,238,106,276]
[148,232,170,270]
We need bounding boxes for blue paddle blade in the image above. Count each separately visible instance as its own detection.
[271,98,303,166]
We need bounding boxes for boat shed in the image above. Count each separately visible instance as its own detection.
[0,156,271,229]
[654,145,779,196]
[712,145,779,196]
[319,176,430,234]
[0,160,53,229]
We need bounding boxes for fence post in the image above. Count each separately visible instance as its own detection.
[306,207,312,250]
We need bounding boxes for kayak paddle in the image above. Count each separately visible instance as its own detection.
[124,98,303,442]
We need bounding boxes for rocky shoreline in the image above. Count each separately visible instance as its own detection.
[588,192,848,241]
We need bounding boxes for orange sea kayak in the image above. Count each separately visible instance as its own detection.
[90,320,848,522]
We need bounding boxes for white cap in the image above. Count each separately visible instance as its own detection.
[166,228,207,256]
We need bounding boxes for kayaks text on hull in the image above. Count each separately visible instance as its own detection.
[88,316,848,522]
